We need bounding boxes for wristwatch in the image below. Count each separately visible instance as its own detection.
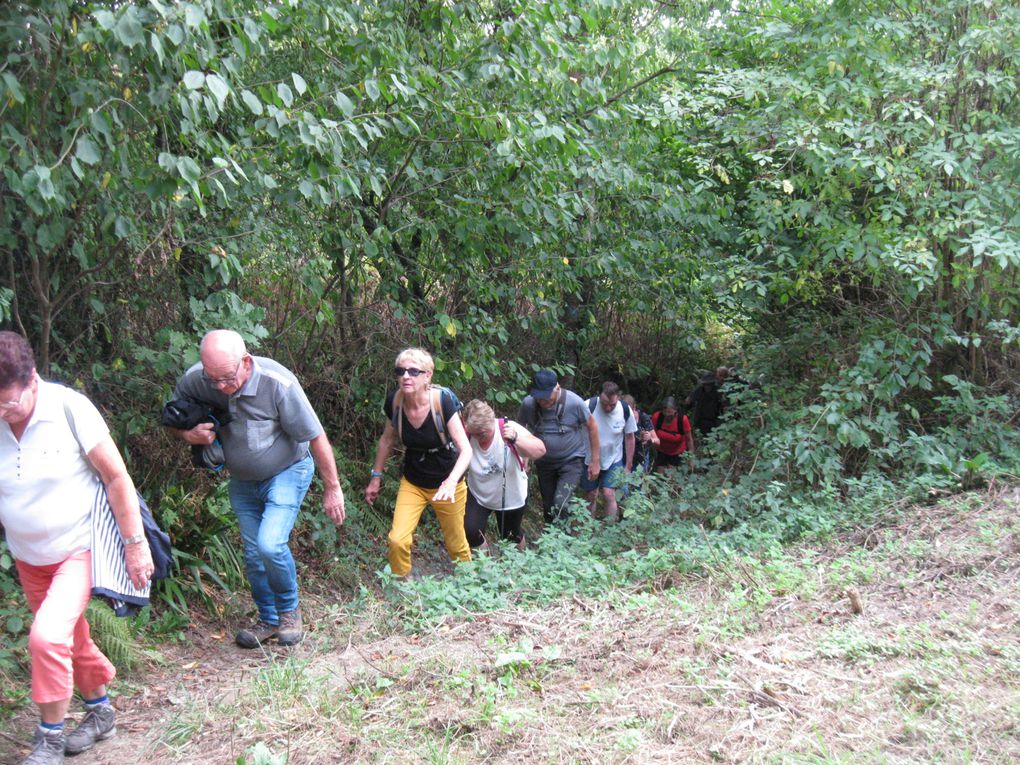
[370,470,384,478]
[122,533,146,546]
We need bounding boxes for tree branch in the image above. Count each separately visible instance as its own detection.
[576,61,682,120]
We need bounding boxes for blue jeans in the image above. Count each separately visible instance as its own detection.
[229,454,314,624]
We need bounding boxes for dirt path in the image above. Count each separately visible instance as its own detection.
[3,487,1019,764]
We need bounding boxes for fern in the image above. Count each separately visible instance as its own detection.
[358,505,393,537]
[85,600,141,674]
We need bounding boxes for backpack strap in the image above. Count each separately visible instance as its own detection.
[395,386,452,449]
[430,386,447,448]
[662,413,681,435]
[528,398,543,431]
[652,410,679,434]
[590,396,631,422]
[530,391,568,432]
[392,389,405,444]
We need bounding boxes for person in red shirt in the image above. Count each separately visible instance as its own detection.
[651,396,694,473]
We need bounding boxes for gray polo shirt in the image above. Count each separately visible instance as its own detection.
[174,356,323,481]
[518,388,591,466]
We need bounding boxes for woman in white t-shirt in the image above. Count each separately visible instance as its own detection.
[461,400,546,551]
[0,332,153,764]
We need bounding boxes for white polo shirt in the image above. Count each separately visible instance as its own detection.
[0,381,108,565]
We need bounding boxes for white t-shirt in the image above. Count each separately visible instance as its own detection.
[0,381,109,565]
[586,399,638,468]
[467,420,528,511]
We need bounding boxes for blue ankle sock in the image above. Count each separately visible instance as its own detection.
[39,721,64,732]
[84,694,110,707]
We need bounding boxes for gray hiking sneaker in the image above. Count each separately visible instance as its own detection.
[276,608,304,646]
[64,703,116,755]
[24,728,64,764]
[235,620,278,649]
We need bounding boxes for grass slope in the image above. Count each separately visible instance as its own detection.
[2,485,1019,764]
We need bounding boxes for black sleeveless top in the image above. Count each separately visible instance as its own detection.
[384,389,460,489]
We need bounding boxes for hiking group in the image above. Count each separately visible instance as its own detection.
[0,330,733,765]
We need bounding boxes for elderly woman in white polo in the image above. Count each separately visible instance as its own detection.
[0,331,153,765]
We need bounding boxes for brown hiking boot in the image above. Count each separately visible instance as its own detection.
[235,620,278,649]
[277,608,304,646]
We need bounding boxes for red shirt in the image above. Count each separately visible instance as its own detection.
[651,411,691,456]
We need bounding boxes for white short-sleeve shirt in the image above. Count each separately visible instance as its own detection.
[0,381,109,565]
[587,399,638,468]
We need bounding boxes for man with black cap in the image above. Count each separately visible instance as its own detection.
[518,370,600,523]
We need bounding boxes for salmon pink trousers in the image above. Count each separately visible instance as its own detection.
[15,550,116,704]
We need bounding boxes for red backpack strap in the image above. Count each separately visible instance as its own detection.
[500,417,525,470]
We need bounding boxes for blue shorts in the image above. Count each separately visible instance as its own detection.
[580,458,626,491]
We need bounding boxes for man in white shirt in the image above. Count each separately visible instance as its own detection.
[580,382,637,522]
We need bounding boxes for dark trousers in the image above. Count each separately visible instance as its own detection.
[464,491,525,547]
[535,456,585,523]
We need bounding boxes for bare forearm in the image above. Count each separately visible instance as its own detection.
[515,432,546,460]
[587,420,601,466]
[447,447,472,484]
[309,433,341,490]
[106,473,143,539]
[371,430,395,472]
[89,438,142,537]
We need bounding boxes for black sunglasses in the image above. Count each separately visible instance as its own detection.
[395,367,425,378]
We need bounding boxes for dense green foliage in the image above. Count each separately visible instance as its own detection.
[1,0,1018,686]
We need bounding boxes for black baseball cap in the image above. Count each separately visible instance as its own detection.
[530,369,558,399]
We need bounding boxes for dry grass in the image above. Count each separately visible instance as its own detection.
[2,486,1019,764]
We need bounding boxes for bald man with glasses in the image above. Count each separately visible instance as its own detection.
[168,330,345,648]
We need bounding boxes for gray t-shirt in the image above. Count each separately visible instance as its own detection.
[174,356,323,481]
[518,388,591,465]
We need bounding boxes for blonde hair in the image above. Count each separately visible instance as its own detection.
[462,399,495,435]
[395,347,434,373]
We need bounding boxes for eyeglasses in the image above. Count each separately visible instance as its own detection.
[202,358,243,385]
[0,387,27,411]
[394,367,425,378]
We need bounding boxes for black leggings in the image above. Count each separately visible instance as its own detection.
[464,490,525,547]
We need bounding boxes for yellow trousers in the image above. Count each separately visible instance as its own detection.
[388,477,471,577]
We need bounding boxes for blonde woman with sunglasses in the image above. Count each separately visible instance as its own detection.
[365,348,472,577]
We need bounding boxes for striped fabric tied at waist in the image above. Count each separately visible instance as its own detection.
[89,483,152,616]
